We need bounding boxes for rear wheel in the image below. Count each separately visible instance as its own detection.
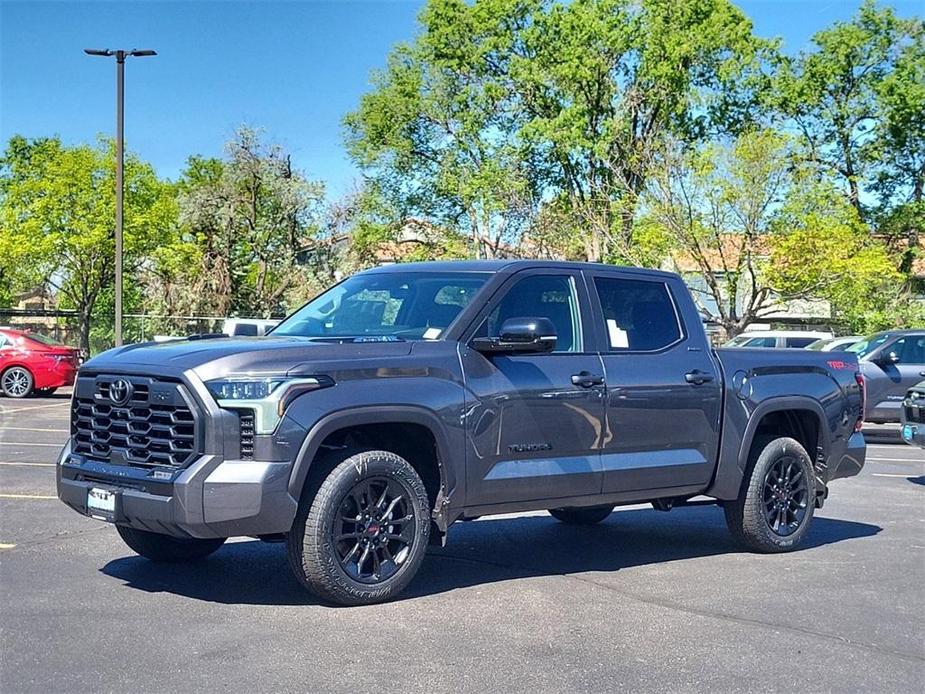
[116,525,225,562]
[1,366,33,398]
[549,505,614,525]
[286,449,430,606]
[725,436,815,552]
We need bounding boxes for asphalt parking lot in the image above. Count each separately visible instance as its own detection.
[1,391,923,693]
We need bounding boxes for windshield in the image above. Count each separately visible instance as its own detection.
[847,333,891,358]
[273,271,490,340]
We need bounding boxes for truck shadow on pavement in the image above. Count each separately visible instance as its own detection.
[100,505,880,607]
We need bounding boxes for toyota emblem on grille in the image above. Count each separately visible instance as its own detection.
[109,379,134,405]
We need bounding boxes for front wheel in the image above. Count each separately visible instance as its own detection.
[286,450,431,606]
[116,525,226,562]
[725,436,815,553]
[1,366,33,398]
[549,505,614,525]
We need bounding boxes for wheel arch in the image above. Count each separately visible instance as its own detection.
[287,405,454,530]
[708,396,828,501]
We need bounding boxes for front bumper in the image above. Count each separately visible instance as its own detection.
[901,422,925,449]
[56,440,299,539]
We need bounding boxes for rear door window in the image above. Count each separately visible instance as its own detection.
[784,337,817,348]
[233,323,259,336]
[592,277,682,351]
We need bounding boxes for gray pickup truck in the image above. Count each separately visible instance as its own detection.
[57,261,866,605]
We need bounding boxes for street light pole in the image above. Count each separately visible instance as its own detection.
[84,48,156,347]
[115,50,125,347]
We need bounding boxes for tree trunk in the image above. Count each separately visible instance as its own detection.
[78,307,92,355]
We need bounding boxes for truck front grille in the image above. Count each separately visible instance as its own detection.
[71,375,199,468]
[905,391,925,424]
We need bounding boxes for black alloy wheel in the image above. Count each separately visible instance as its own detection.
[762,455,809,537]
[334,477,416,584]
[286,449,431,606]
[725,435,816,553]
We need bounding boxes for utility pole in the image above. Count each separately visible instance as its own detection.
[84,48,156,346]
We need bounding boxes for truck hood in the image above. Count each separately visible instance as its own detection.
[82,336,415,379]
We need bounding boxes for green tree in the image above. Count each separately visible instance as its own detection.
[645,130,897,337]
[773,0,923,217]
[0,135,175,352]
[167,127,326,319]
[346,0,771,263]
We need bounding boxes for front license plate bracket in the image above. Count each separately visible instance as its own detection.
[87,487,119,523]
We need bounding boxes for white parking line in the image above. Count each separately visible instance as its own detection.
[0,493,57,500]
[0,461,56,467]
[0,442,63,447]
[871,473,920,478]
[868,457,925,463]
[0,402,70,415]
[0,427,68,433]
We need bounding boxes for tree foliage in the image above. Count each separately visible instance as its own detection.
[645,130,899,337]
[148,127,326,323]
[0,135,175,351]
[2,1,923,348]
[346,0,771,262]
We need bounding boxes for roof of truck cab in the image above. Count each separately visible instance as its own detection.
[360,259,679,278]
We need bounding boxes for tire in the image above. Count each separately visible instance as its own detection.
[286,449,431,606]
[724,436,815,553]
[1,366,34,398]
[116,525,226,562]
[549,505,614,525]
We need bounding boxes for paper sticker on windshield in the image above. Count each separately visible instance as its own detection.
[607,319,628,349]
[423,327,442,340]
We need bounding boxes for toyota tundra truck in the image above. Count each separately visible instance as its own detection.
[57,261,866,605]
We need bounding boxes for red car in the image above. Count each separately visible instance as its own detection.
[0,328,81,398]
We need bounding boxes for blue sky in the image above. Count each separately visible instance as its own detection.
[1,0,921,198]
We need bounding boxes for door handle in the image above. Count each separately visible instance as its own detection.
[571,371,605,388]
[919,371,925,377]
[685,370,715,385]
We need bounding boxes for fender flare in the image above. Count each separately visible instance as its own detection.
[287,405,455,504]
[709,396,829,501]
[738,396,828,471]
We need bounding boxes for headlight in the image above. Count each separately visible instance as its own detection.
[205,376,333,433]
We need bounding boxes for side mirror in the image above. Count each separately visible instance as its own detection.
[877,351,900,366]
[471,317,557,354]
